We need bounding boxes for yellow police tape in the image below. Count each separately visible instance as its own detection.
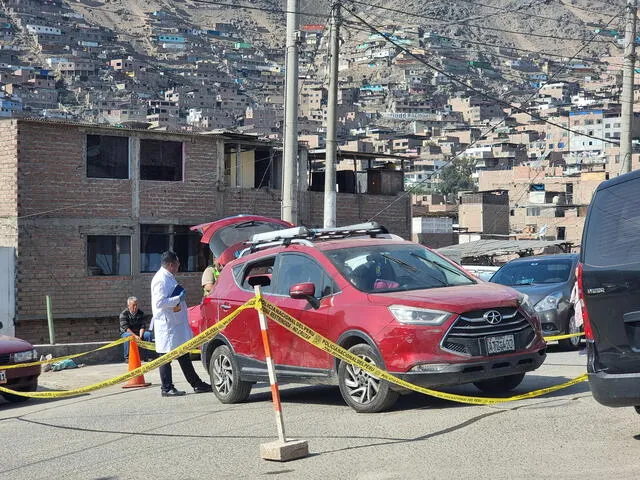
[0,299,255,399]
[136,339,200,356]
[544,332,585,342]
[0,337,131,370]
[0,295,588,404]
[256,298,588,406]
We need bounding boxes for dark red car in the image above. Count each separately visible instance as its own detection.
[0,335,40,403]
[194,224,547,412]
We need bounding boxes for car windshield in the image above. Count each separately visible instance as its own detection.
[209,221,289,257]
[324,244,475,293]
[490,259,573,286]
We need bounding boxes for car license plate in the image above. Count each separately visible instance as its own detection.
[0,370,6,384]
[486,335,515,355]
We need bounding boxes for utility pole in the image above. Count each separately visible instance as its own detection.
[324,1,340,228]
[621,0,637,174]
[282,0,299,223]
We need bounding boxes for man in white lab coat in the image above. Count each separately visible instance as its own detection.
[152,251,212,397]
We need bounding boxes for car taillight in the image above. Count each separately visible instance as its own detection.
[576,262,593,340]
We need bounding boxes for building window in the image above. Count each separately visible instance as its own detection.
[557,226,566,240]
[140,224,209,273]
[86,135,129,179]
[555,209,565,218]
[87,235,131,276]
[526,207,541,216]
[140,140,183,181]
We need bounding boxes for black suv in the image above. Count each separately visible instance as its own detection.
[580,169,640,410]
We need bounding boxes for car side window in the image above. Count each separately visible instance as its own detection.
[274,254,337,298]
[584,178,640,266]
[240,257,276,293]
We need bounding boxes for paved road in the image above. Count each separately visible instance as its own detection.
[1,346,638,480]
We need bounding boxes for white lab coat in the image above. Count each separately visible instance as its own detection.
[150,266,193,354]
[570,281,584,329]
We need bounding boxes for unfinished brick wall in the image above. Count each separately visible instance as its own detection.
[0,120,18,248]
[4,120,412,344]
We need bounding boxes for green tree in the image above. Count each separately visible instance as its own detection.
[436,158,477,201]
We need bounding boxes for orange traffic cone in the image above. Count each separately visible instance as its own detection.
[122,338,152,389]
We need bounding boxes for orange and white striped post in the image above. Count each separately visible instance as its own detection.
[255,285,287,442]
[254,284,308,461]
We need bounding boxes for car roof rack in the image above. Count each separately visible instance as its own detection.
[238,222,390,257]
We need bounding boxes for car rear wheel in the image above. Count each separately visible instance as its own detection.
[209,345,252,404]
[473,373,525,394]
[1,380,37,403]
[338,344,399,413]
[559,315,582,350]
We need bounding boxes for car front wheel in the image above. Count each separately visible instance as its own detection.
[338,344,399,413]
[1,380,37,403]
[473,373,525,394]
[209,345,252,404]
[558,314,582,350]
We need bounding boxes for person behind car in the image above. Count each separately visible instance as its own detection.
[152,251,212,397]
[119,296,153,362]
[201,259,222,296]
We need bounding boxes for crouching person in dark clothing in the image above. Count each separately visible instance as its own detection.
[119,296,154,361]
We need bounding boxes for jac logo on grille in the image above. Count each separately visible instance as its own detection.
[483,310,502,325]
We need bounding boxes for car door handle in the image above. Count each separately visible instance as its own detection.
[220,304,232,311]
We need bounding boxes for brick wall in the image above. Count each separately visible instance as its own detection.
[0,120,18,248]
[3,119,411,344]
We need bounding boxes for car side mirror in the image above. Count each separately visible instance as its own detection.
[289,282,320,309]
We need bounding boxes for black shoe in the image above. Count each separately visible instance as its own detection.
[193,383,212,394]
[161,387,186,397]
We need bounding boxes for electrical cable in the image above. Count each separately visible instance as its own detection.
[345,0,620,45]
[343,3,624,224]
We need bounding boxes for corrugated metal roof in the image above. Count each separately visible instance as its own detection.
[437,239,573,262]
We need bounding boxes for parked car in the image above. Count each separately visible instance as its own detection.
[191,223,547,412]
[489,254,581,350]
[462,265,500,281]
[580,170,640,411]
[0,335,40,403]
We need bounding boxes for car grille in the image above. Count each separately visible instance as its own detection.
[0,353,11,365]
[442,307,535,357]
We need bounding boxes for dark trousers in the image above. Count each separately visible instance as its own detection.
[159,354,203,392]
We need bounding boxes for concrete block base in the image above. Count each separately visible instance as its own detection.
[260,439,309,461]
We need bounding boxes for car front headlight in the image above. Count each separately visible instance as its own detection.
[388,305,452,325]
[534,291,563,312]
[13,348,37,363]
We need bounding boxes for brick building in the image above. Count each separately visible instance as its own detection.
[0,119,411,343]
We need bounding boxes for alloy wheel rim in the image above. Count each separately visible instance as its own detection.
[344,354,381,404]
[213,354,233,394]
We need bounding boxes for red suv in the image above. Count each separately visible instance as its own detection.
[194,224,547,412]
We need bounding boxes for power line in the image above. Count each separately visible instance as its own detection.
[344,0,621,45]
[454,0,619,23]
[341,20,617,65]
[442,0,561,28]
[342,5,621,146]
[346,3,625,222]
